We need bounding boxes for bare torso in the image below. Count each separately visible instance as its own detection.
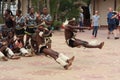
[64,25,77,40]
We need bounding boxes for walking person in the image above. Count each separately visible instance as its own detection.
[79,9,84,32]
[91,11,100,38]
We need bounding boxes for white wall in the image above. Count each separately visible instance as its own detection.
[91,0,115,26]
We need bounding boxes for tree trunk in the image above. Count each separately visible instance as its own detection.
[0,1,1,15]
[7,0,11,9]
[55,0,60,20]
[17,0,21,10]
[46,0,50,13]
[28,0,30,13]
[2,0,5,17]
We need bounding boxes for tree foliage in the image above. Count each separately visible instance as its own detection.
[31,0,90,21]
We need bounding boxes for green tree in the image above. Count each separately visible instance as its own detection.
[57,0,87,21]
[31,0,40,11]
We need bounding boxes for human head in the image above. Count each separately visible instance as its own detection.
[4,9,13,16]
[30,7,35,14]
[42,7,48,15]
[68,18,76,25]
[38,25,45,31]
[95,11,98,15]
[16,9,22,16]
[108,7,113,12]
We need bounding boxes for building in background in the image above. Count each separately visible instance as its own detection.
[90,0,120,26]
[0,0,31,16]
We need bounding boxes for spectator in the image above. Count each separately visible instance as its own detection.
[91,11,100,38]
[107,7,119,39]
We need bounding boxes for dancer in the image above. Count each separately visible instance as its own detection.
[30,25,75,70]
[64,18,104,49]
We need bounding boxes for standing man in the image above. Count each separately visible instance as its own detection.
[107,7,119,39]
[92,11,100,38]
[41,7,53,48]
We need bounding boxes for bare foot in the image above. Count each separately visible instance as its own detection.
[64,62,72,70]
[10,55,20,60]
[1,56,8,61]
[24,53,33,57]
[99,42,104,49]
[67,56,75,64]
[64,56,75,70]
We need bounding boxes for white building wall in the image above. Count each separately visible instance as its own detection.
[91,0,116,26]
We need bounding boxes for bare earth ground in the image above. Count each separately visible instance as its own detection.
[0,29,120,80]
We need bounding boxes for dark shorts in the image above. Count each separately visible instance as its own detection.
[39,46,47,53]
[15,28,25,35]
[108,24,116,31]
[66,39,75,47]
[26,26,36,35]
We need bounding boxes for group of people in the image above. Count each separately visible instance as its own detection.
[80,7,120,39]
[107,7,120,39]
[0,7,104,70]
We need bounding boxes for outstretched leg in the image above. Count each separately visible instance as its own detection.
[73,39,104,49]
[42,48,75,70]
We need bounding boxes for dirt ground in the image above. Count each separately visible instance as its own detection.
[0,29,120,80]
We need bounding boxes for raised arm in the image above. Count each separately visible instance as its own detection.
[67,24,90,30]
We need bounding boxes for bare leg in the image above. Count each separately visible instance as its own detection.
[20,48,33,57]
[107,31,111,39]
[0,51,8,61]
[42,48,74,70]
[42,48,58,59]
[73,39,104,49]
[5,48,20,59]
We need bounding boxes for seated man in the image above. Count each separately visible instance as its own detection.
[7,31,33,57]
[0,40,20,60]
[31,25,75,70]
[64,18,104,49]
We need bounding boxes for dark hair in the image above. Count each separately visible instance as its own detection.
[30,7,34,11]
[113,12,117,15]
[6,9,14,16]
[17,9,22,14]
[43,7,47,10]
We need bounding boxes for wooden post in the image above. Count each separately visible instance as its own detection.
[27,0,30,13]
[93,0,95,14]
[114,0,116,10]
[17,0,21,10]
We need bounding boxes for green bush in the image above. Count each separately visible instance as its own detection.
[52,20,62,30]
[0,16,4,24]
